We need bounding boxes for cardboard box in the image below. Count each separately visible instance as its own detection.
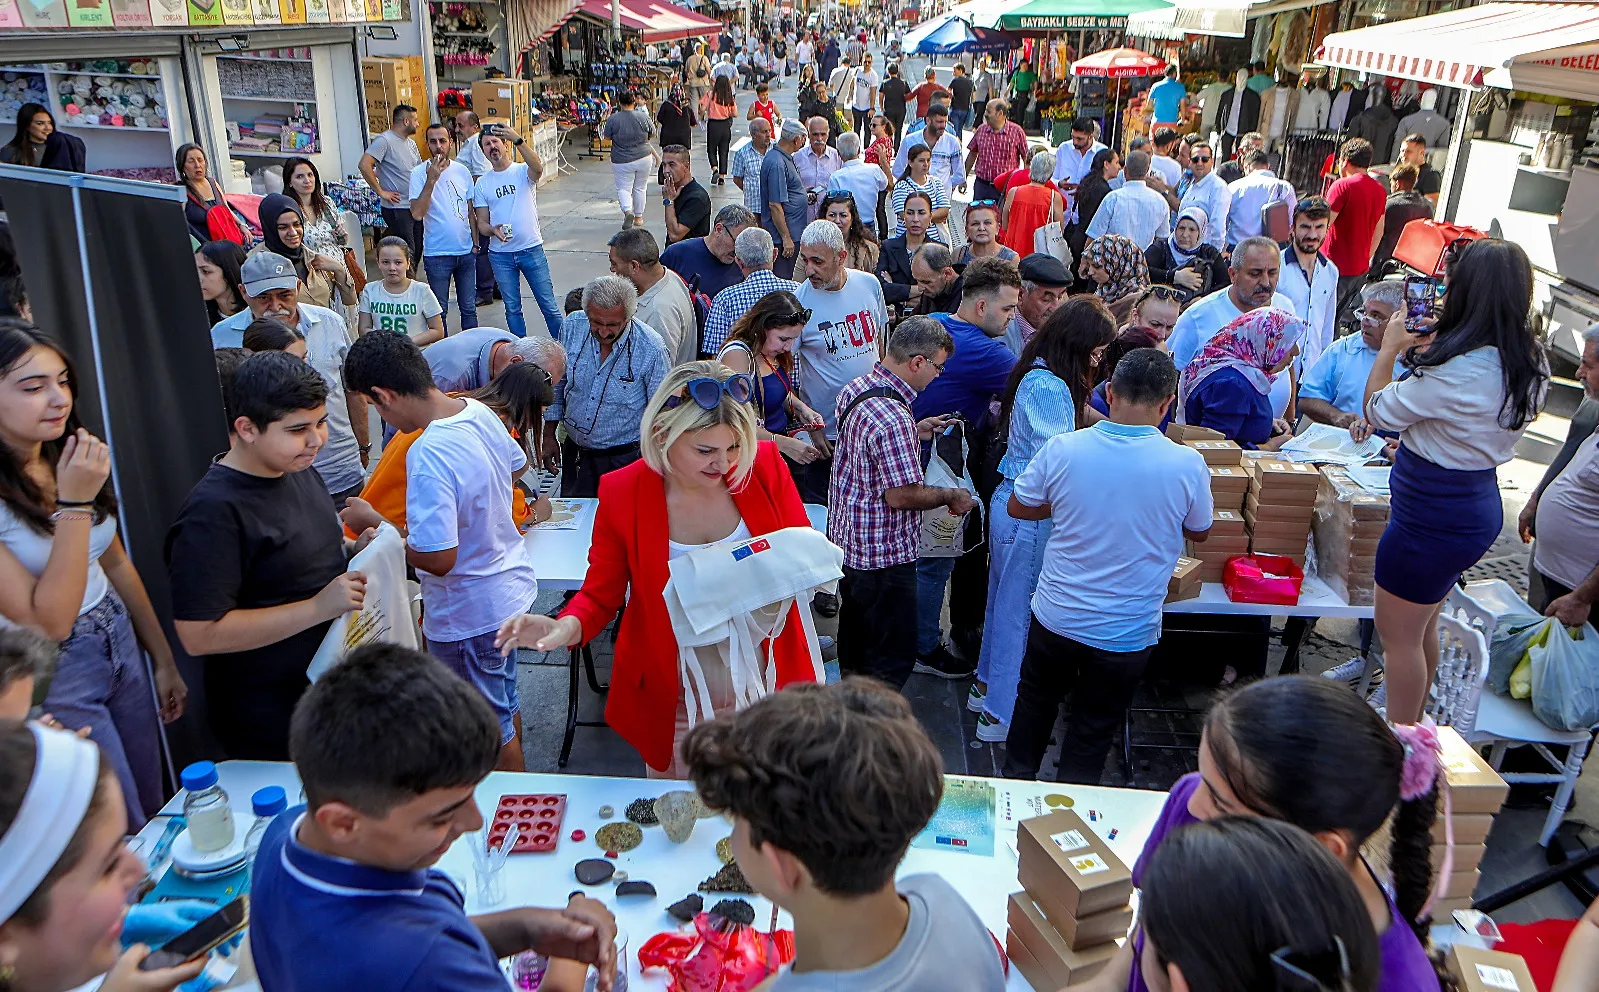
[1251,536,1311,554]
[1167,423,1225,443]
[1247,517,1311,540]
[1208,466,1252,492]
[1192,535,1250,554]
[1015,871,1133,948]
[1432,813,1494,845]
[1007,893,1120,985]
[1439,726,1510,814]
[1249,458,1322,492]
[1188,440,1243,466]
[473,79,533,127]
[1441,868,1480,900]
[1211,509,1247,536]
[1166,557,1201,603]
[1448,945,1537,992]
[1432,843,1487,874]
[1017,812,1133,917]
[1433,896,1473,917]
[1213,491,1245,513]
[1006,928,1051,992]
[1245,493,1316,524]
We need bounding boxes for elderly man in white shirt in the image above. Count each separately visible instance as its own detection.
[891,104,967,192]
[1225,147,1296,247]
[1177,138,1230,250]
[826,131,889,237]
[1084,150,1171,250]
[1052,118,1106,225]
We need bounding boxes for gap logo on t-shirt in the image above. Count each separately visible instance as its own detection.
[817,308,879,356]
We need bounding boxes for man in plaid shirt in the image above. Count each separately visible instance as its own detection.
[702,227,801,355]
[963,100,1029,205]
[731,118,772,225]
[827,316,974,689]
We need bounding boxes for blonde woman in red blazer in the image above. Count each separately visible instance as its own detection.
[498,361,820,776]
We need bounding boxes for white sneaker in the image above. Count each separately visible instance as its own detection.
[1321,656,1372,684]
[1367,682,1387,715]
[975,711,1009,743]
[966,680,987,713]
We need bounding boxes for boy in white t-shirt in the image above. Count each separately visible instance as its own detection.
[338,332,541,770]
[471,125,564,339]
[357,237,445,345]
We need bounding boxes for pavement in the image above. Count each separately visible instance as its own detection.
[447,42,1597,924]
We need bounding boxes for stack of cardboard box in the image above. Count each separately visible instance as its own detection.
[1430,726,1510,916]
[1166,557,1202,602]
[1244,459,1319,566]
[1008,812,1134,989]
[472,78,534,134]
[1208,465,1250,512]
[1313,465,1392,607]
[1187,508,1248,583]
[362,57,420,135]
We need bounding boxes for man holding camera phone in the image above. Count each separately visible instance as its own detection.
[471,123,564,339]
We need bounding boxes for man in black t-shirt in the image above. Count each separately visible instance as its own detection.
[1399,134,1443,205]
[879,63,910,146]
[948,64,975,138]
[166,352,369,760]
[662,144,712,245]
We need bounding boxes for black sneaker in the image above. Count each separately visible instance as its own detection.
[812,591,839,618]
[914,645,977,680]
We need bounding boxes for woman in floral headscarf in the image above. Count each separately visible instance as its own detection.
[1081,234,1149,323]
[1178,306,1305,450]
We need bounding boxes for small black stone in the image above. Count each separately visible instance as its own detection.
[708,899,755,926]
[625,797,659,825]
[698,861,754,894]
[666,894,704,922]
[574,858,615,885]
[616,880,657,897]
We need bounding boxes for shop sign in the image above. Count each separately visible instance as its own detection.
[220,0,251,24]
[251,0,280,21]
[280,0,307,23]
[1010,13,1127,28]
[17,0,70,28]
[0,0,21,26]
[110,0,153,25]
[66,0,115,26]
[379,0,400,19]
[305,0,328,22]
[1531,53,1599,74]
[147,0,187,26]
[326,0,348,21]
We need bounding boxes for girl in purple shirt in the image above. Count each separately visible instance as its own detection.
[1087,677,1444,992]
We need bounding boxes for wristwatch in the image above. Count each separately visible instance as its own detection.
[513,137,525,146]
[662,197,673,207]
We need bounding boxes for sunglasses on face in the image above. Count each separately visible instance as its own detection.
[664,374,755,410]
[764,308,812,327]
[1192,155,1212,162]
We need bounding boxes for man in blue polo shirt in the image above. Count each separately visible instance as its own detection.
[1298,279,1404,430]
[251,642,617,991]
[1147,65,1187,129]
[911,256,1020,680]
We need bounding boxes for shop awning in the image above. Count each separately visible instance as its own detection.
[1316,1,1599,97]
[931,0,1035,28]
[511,0,588,51]
[1126,0,1330,40]
[996,0,1170,31]
[575,0,723,41]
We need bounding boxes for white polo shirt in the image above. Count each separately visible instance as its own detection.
[1013,420,1213,652]
[1275,249,1339,369]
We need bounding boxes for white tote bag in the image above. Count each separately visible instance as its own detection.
[1034,220,1072,267]
[920,421,982,558]
[307,523,419,681]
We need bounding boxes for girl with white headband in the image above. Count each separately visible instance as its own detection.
[0,723,204,992]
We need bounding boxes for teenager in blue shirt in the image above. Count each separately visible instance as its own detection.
[911,256,1020,426]
[251,643,617,992]
[1177,306,1303,449]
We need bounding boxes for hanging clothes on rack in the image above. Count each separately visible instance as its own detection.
[1281,131,1341,196]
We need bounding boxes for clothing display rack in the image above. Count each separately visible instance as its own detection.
[1280,130,1341,196]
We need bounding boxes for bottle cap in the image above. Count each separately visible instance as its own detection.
[180,761,219,792]
[252,786,288,817]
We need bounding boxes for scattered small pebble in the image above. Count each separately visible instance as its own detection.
[598,805,615,819]
[612,871,628,883]
[574,859,615,885]
[570,829,586,842]
[604,850,618,859]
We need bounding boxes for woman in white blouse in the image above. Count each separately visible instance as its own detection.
[1362,239,1549,724]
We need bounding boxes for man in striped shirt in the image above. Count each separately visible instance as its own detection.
[731,118,773,226]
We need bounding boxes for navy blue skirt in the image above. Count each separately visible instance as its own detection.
[1374,445,1502,605]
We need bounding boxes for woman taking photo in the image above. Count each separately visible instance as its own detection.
[876,189,941,308]
[194,240,247,326]
[1144,206,1225,305]
[1069,147,1119,263]
[283,156,351,266]
[888,144,950,238]
[1178,307,1302,450]
[1082,234,1150,322]
[821,191,880,272]
[702,76,738,186]
[972,296,1114,743]
[175,143,249,248]
[496,362,823,778]
[1001,149,1064,259]
[716,290,825,468]
[257,193,355,313]
[1363,238,1548,725]
[0,322,186,831]
[603,90,656,232]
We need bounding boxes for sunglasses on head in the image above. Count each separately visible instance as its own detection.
[1141,285,1182,303]
[968,199,999,209]
[821,191,855,205]
[665,374,755,410]
[764,308,812,327]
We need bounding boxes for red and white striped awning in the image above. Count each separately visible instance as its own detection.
[575,0,723,41]
[1316,1,1599,91]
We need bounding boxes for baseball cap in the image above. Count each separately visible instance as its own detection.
[1019,253,1072,288]
[241,252,299,296]
[781,119,806,139]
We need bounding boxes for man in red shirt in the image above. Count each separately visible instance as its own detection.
[1325,136,1388,327]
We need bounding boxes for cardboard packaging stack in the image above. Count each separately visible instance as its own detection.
[1427,726,1510,916]
[1448,945,1537,992]
[1208,465,1251,512]
[1187,508,1248,583]
[1244,459,1319,565]
[1312,465,1392,607]
[362,57,420,135]
[1008,812,1134,989]
[1166,557,1202,602]
[472,78,534,133]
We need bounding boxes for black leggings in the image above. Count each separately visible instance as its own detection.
[707,118,733,176]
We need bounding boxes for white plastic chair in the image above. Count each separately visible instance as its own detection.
[1432,580,1598,847]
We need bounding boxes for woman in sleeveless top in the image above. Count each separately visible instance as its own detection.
[1001,149,1063,258]
[716,290,825,468]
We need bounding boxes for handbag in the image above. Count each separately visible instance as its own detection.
[343,246,368,294]
[1034,220,1072,266]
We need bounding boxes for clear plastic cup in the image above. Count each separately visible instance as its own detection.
[584,928,628,992]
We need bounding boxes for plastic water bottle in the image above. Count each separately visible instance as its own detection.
[180,762,236,854]
[244,786,288,862]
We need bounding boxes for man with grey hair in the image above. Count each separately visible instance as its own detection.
[1299,279,1404,429]
[540,274,672,496]
[731,118,773,225]
[909,242,961,315]
[424,325,567,394]
[1521,323,1599,624]
[796,116,844,224]
[703,227,801,355]
[1084,149,1171,249]
[762,118,811,278]
[610,227,698,365]
[793,217,888,503]
[661,203,755,303]
[1169,235,1297,416]
[825,130,889,238]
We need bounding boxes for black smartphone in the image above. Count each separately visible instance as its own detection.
[1404,275,1434,332]
[138,896,248,971]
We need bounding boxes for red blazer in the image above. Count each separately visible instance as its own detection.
[559,441,819,771]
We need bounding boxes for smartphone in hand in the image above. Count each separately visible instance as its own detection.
[138,897,248,971]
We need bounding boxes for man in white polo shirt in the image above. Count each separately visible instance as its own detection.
[410,122,480,332]
[1002,349,1212,783]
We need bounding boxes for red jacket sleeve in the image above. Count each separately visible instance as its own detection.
[558,474,633,644]
[757,440,811,528]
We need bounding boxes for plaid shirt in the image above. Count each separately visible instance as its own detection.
[703,268,802,354]
[828,364,923,570]
[969,121,1028,184]
[731,141,767,216]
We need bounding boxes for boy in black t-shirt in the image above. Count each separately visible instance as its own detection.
[166,352,370,759]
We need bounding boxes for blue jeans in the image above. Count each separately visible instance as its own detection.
[45,590,163,829]
[422,252,479,332]
[976,479,1051,724]
[429,628,519,746]
[917,555,956,656]
[948,107,972,137]
[488,244,564,339]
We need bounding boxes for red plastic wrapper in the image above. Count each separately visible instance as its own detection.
[638,912,796,991]
[1223,554,1305,606]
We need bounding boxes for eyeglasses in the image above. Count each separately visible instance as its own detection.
[1354,307,1388,324]
[918,355,945,373]
[764,308,812,327]
[664,374,755,410]
[1192,155,1212,162]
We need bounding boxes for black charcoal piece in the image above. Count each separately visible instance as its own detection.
[625,797,659,825]
[666,894,704,922]
[708,899,755,925]
[574,858,615,885]
[697,861,754,894]
[616,880,657,897]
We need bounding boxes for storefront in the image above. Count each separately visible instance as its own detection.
[1318,0,1599,363]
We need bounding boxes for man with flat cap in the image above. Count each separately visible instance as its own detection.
[1006,252,1072,356]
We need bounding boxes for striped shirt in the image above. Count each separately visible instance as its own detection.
[1084,180,1172,250]
[702,268,802,354]
[827,364,924,570]
[889,176,951,237]
[731,141,768,216]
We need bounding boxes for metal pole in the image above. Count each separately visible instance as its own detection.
[611,0,622,46]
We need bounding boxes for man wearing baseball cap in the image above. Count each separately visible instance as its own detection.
[1005,253,1071,356]
[211,252,368,505]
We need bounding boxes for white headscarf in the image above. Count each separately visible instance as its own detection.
[1168,205,1209,266]
[0,724,101,924]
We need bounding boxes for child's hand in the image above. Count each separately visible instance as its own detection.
[99,944,207,992]
[526,895,618,990]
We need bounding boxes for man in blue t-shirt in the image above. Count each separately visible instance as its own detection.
[250,644,617,991]
[1147,65,1187,128]
[761,120,811,279]
[660,203,758,300]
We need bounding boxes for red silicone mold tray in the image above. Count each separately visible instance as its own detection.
[490,794,567,853]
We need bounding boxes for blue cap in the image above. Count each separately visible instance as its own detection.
[180,761,219,792]
[252,786,288,817]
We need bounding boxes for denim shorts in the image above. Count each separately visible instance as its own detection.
[429,628,519,745]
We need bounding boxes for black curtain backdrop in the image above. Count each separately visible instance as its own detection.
[0,171,227,770]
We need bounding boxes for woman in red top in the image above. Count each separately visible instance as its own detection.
[497,362,820,776]
[864,115,897,236]
[702,76,739,185]
[1001,149,1064,258]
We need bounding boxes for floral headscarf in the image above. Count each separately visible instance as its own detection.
[1085,234,1149,305]
[1178,306,1306,416]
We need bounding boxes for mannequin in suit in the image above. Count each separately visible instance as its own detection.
[1216,68,1262,160]
[1258,71,1301,147]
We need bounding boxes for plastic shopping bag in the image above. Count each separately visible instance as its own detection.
[1530,621,1599,732]
[639,910,795,992]
[919,420,981,558]
[1487,613,1552,697]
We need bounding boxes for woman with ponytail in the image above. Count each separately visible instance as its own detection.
[1079,676,1444,992]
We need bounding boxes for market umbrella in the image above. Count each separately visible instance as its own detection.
[1070,46,1166,148]
[904,15,1015,54]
